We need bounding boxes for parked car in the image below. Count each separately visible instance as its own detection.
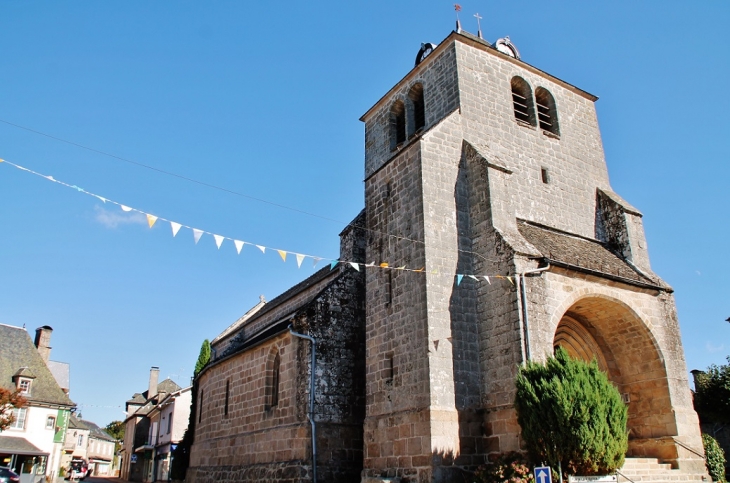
[0,467,20,483]
[64,459,89,481]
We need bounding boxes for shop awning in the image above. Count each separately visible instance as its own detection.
[0,436,49,456]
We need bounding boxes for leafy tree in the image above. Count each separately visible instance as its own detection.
[193,339,211,377]
[171,339,209,480]
[693,356,730,424]
[515,347,628,476]
[702,433,727,483]
[0,388,27,431]
[105,421,125,469]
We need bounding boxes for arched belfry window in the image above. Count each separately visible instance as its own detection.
[535,87,559,136]
[407,83,425,136]
[390,100,406,150]
[511,76,536,126]
[266,348,281,409]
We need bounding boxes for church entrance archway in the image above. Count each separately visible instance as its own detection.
[553,296,677,456]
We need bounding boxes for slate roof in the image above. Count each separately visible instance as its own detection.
[517,220,658,287]
[81,420,116,442]
[68,414,89,430]
[0,435,47,456]
[0,324,75,408]
[125,378,182,420]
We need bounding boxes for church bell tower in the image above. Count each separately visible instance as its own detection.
[360,30,705,483]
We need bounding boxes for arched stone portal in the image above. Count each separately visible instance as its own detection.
[554,296,677,459]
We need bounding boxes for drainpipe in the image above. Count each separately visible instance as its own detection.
[289,327,317,483]
[518,264,550,361]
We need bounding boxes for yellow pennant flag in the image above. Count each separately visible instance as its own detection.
[0,158,4,163]
[277,250,287,262]
[146,214,158,228]
[379,262,389,268]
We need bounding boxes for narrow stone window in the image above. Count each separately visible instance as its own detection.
[198,389,204,423]
[541,167,549,184]
[511,76,536,126]
[223,379,230,417]
[390,100,406,150]
[385,271,393,306]
[385,353,394,385]
[271,352,280,407]
[535,87,559,136]
[408,83,425,135]
[266,348,281,409]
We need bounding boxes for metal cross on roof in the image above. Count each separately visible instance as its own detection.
[474,12,483,39]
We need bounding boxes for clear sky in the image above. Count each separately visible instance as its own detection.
[1,2,728,428]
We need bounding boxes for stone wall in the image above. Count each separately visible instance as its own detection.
[188,218,366,483]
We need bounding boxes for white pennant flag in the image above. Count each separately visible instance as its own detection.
[95,195,107,203]
[234,240,244,254]
[312,257,321,268]
[483,276,491,285]
[295,253,305,268]
[170,222,182,237]
[469,275,479,281]
[193,229,204,244]
[256,245,266,254]
[349,262,361,271]
[120,205,132,212]
[214,234,224,249]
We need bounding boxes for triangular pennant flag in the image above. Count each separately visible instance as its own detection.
[506,276,514,285]
[414,267,425,273]
[120,205,132,212]
[0,158,4,162]
[397,265,406,270]
[95,195,106,203]
[256,245,266,254]
[469,275,479,281]
[193,229,204,244]
[277,250,287,262]
[234,240,244,254]
[330,260,339,270]
[146,214,158,228]
[483,275,491,285]
[379,262,389,268]
[349,262,361,271]
[295,253,305,268]
[457,274,464,285]
[213,234,224,249]
[312,257,322,268]
[71,185,83,192]
[365,261,375,267]
[434,340,440,351]
[45,176,55,181]
[170,222,182,237]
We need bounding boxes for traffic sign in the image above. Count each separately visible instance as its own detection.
[534,466,552,483]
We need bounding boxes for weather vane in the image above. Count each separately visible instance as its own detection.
[454,4,462,32]
[474,12,483,39]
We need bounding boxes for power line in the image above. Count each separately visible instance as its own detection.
[0,118,503,265]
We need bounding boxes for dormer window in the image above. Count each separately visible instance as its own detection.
[536,87,559,136]
[390,100,406,150]
[18,378,32,395]
[511,76,536,126]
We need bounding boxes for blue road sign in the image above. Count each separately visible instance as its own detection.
[534,466,552,483]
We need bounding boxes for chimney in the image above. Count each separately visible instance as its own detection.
[148,367,159,399]
[34,326,53,364]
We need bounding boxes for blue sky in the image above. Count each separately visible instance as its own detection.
[1,2,728,427]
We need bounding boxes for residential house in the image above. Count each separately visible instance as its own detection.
[60,415,89,472]
[82,419,116,476]
[148,387,191,482]
[0,325,75,483]
[120,367,182,483]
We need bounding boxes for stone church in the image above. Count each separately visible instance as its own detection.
[187,30,707,483]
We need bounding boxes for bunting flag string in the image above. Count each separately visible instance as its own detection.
[0,158,517,286]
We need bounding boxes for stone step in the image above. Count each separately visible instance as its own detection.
[615,458,707,483]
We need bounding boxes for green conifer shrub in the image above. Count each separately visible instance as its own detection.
[702,433,727,483]
[515,347,628,476]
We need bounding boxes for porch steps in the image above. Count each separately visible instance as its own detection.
[617,458,707,483]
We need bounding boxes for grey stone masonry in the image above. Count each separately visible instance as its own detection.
[361,30,706,482]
